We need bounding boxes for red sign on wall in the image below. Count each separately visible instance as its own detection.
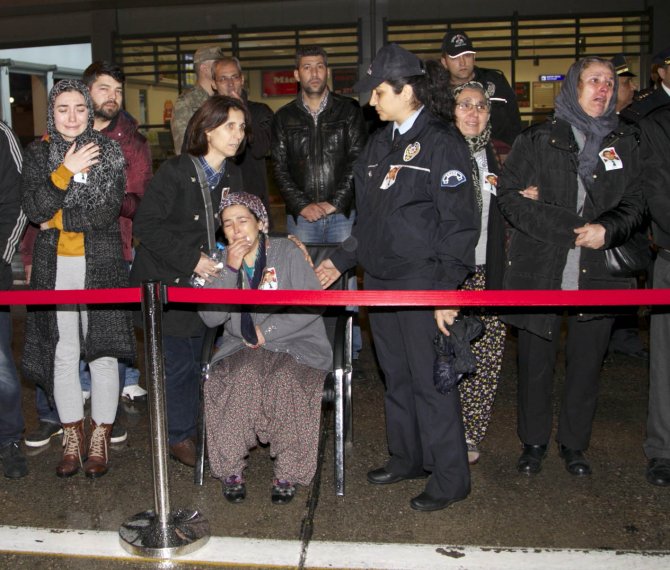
[262,70,297,97]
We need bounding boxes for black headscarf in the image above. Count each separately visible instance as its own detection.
[553,58,619,188]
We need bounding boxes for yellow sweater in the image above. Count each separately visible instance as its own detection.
[48,164,85,256]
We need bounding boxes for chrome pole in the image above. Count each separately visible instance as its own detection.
[119,281,210,558]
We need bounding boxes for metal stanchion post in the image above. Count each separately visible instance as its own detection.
[119,281,210,558]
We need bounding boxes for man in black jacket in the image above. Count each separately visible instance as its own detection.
[272,45,367,243]
[0,120,27,479]
[440,30,522,147]
[639,46,670,488]
[212,56,274,217]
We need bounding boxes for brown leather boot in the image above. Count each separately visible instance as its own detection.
[83,420,112,479]
[56,420,87,478]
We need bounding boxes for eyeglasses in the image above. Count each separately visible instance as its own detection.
[455,101,490,113]
[216,74,242,83]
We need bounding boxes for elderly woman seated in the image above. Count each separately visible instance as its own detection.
[199,192,332,505]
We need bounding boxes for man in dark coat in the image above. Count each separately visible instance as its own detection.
[212,56,274,217]
[0,120,28,478]
[638,45,670,488]
[440,30,522,147]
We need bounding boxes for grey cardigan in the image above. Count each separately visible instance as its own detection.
[199,237,332,371]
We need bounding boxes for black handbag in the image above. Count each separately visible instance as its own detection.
[604,231,652,278]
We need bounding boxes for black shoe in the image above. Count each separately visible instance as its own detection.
[271,479,296,505]
[646,458,670,487]
[612,347,649,361]
[516,444,547,475]
[110,421,127,444]
[367,466,429,485]
[24,421,63,448]
[409,491,467,512]
[558,444,592,476]
[0,441,28,479]
[222,475,246,503]
[352,361,366,381]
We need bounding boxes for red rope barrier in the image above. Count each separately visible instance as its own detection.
[1,287,668,307]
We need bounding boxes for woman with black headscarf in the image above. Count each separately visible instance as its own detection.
[21,79,134,479]
[497,57,645,477]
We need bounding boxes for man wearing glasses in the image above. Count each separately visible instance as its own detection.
[213,57,274,215]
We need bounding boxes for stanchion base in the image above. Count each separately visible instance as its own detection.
[119,508,210,558]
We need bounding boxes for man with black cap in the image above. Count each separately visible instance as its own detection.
[440,30,522,146]
[611,54,638,113]
[316,43,479,512]
[620,46,670,123]
[639,47,670,488]
[171,45,226,153]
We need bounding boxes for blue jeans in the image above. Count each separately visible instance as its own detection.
[0,309,24,445]
[286,211,355,243]
[286,211,362,356]
[164,334,203,445]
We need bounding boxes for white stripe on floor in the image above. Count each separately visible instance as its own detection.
[0,525,668,569]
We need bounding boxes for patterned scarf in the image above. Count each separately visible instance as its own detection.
[46,79,125,209]
[453,81,492,213]
[553,58,619,189]
[219,192,269,346]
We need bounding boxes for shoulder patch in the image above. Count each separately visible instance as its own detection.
[441,170,467,188]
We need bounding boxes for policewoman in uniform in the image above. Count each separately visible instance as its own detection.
[316,43,479,511]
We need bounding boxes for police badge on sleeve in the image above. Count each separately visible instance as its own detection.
[440,170,467,188]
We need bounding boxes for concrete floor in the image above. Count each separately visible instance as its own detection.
[1,305,669,568]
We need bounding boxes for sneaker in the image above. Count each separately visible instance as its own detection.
[0,441,28,478]
[122,384,147,402]
[24,421,63,448]
[222,474,246,503]
[110,421,127,444]
[82,390,91,404]
[271,478,296,505]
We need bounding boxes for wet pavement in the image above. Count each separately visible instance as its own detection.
[1,302,669,568]
[1,205,669,567]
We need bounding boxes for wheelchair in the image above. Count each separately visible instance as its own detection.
[194,242,354,496]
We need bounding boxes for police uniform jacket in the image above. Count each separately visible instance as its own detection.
[497,116,645,338]
[640,102,670,251]
[331,108,479,290]
[473,66,522,146]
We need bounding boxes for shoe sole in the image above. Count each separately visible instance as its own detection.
[110,433,128,444]
[24,430,63,448]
